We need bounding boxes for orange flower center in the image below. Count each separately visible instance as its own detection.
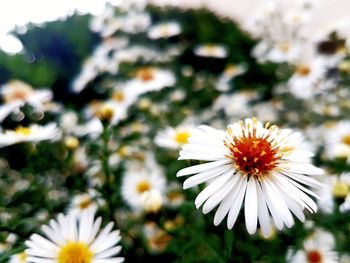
[112,90,125,102]
[136,68,155,82]
[306,250,322,263]
[79,198,93,210]
[296,65,311,76]
[225,130,280,177]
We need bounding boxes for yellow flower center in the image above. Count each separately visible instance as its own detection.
[58,242,93,263]
[65,136,79,150]
[174,131,190,144]
[332,182,349,198]
[296,65,311,76]
[279,42,290,53]
[136,180,151,194]
[167,191,183,202]
[96,104,114,122]
[14,126,32,136]
[79,198,93,210]
[342,134,350,146]
[159,25,171,37]
[18,252,27,262]
[112,90,125,102]
[202,44,219,56]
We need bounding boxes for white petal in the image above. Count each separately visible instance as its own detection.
[244,177,258,234]
[260,180,284,230]
[95,246,122,258]
[227,177,248,229]
[183,164,232,189]
[213,176,244,226]
[256,182,272,237]
[194,171,232,209]
[202,173,239,214]
[176,159,230,177]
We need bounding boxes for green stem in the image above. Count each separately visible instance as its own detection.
[101,124,116,223]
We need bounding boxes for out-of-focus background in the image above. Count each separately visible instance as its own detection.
[1,0,349,53]
[1,0,350,262]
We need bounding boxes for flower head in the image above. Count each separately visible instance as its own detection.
[0,123,60,148]
[25,211,124,263]
[177,118,323,236]
[10,251,28,263]
[287,228,338,263]
[147,22,181,39]
[194,44,228,58]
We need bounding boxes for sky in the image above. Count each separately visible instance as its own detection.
[0,0,120,53]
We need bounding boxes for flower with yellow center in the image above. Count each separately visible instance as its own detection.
[64,136,79,150]
[332,182,349,198]
[121,154,166,212]
[177,118,323,236]
[147,22,182,39]
[137,180,151,194]
[0,123,60,148]
[112,90,125,102]
[25,211,124,263]
[58,242,93,263]
[319,173,350,213]
[10,251,28,263]
[68,192,103,218]
[155,126,194,149]
[175,131,190,145]
[194,44,228,58]
[14,126,32,136]
[324,121,350,161]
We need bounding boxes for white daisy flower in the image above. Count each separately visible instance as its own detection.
[147,22,181,39]
[155,125,195,149]
[68,190,105,218]
[287,228,338,263]
[213,90,259,119]
[216,63,247,92]
[324,121,350,162]
[90,7,121,38]
[288,59,326,99]
[0,80,52,122]
[246,0,311,64]
[177,118,323,236]
[140,189,164,214]
[194,44,228,58]
[0,123,60,148]
[61,112,103,138]
[87,100,130,126]
[124,67,176,94]
[143,222,172,253]
[10,252,28,263]
[25,211,124,263]
[121,154,166,212]
[318,173,350,213]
